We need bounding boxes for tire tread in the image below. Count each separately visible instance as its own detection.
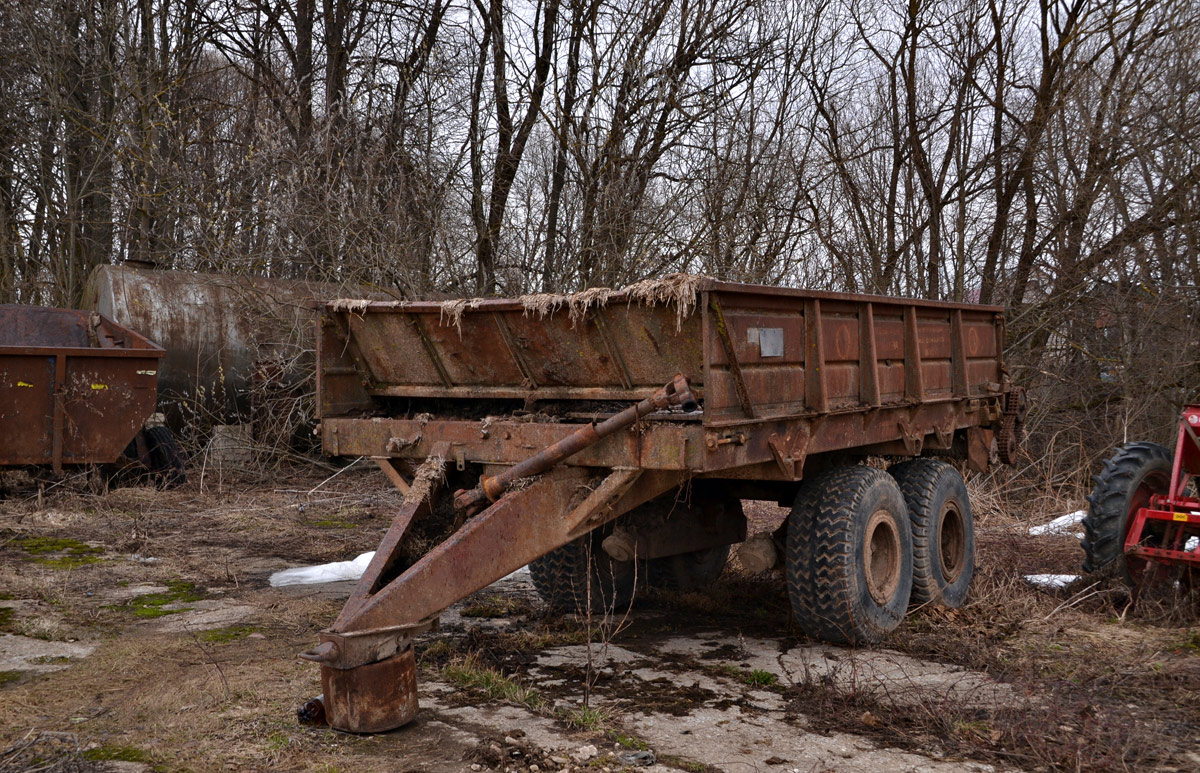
[786,465,911,644]
[1082,441,1171,575]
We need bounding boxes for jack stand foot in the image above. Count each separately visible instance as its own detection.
[321,646,418,733]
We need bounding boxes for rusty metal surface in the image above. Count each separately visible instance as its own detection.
[317,298,705,417]
[317,280,1014,481]
[344,467,603,632]
[321,395,1003,480]
[701,288,1004,422]
[85,264,389,419]
[305,279,1020,732]
[0,305,163,471]
[318,281,1008,438]
[315,464,676,641]
[320,647,419,733]
[455,375,697,512]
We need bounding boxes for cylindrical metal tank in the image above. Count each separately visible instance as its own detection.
[83,265,391,421]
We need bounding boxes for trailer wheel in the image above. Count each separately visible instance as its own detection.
[647,545,731,592]
[113,426,186,489]
[144,426,186,488]
[889,459,974,608]
[786,465,913,644]
[1083,442,1172,585]
[528,530,636,614]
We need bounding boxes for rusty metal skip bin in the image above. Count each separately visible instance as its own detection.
[0,304,165,475]
[303,277,1025,732]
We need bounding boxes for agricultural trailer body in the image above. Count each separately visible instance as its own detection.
[0,305,164,474]
[304,279,1024,732]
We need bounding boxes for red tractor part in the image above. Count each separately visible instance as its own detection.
[1085,406,1200,594]
[1124,407,1200,575]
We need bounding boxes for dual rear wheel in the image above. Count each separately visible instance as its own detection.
[529,460,975,646]
[786,460,974,644]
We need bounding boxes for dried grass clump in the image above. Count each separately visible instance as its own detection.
[404,453,446,506]
[622,272,710,330]
[439,298,485,335]
[388,413,433,452]
[518,273,711,330]
[519,286,615,326]
[329,298,372,314]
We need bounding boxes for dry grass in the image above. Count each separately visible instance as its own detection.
[519,286,615,325]
[438,297,485,334]
[784,527,1200,771]
[621,272,709,331]
[517,272,710,331]
[0,467,463,772]
[404,454,446,506]
[2,465,1196,772]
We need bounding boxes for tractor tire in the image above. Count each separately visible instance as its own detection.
[889,459,974,608]
[786,465,913,644]
[528,530,637,614]
[647,544,731,592]
[144,425,186,488]
[1083,441,1172,584]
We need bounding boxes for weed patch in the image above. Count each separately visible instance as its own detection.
[82,744,151,763]
[659,756,717,773]
[305,519,358,529]
[610,730,650,750]
[13,536,104,568]
[705,662,781,689]
[122,581,205,619]
[197,625,259,644]
[442,654,543,712]
[28,655,70,665]
[558,704,607,732]
[13,536,95,555]
[461,594,530,618]
[416,637,461,667]
[743,668,779,688]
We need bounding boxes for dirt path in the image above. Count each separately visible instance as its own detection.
[1,468,1196,772]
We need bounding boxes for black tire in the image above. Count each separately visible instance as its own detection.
[647,544,731,592]
[644,498,740,592]
[1083,441,1172,584]
[144,425,186,488]
[786,465,913,645]
[889,459,974,609]
[528,529,637,614]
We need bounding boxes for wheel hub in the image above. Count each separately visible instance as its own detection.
[938,501,965,583]
[864,509,902,605]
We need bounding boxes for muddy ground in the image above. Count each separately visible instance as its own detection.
[1,465,1197,772]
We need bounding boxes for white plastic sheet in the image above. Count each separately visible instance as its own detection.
[269,551,375,587]
[1028,510,1086,537]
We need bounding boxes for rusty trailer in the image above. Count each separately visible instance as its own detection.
[303,278,1024,732]
[0,304,181,483]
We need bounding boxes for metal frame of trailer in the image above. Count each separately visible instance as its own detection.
[300,279,1024,732]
